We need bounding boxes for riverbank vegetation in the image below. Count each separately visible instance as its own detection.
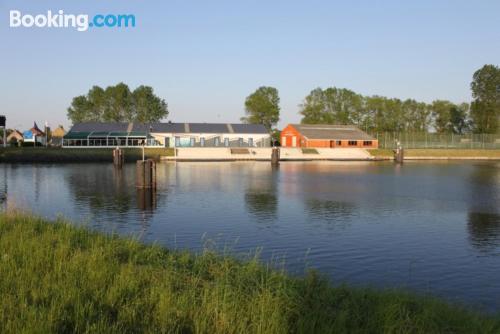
[369,149,500,159]
[1,211,499,333]
[0,147,173,163]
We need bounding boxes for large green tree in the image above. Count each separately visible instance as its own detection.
[470,64,500,133]
[242,86,280,131]
[300,87,364,126]
[67,83,168,123]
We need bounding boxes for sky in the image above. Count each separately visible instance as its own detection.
[1,0,499,130]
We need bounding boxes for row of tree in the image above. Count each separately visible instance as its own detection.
[66,65,498,134]
[67,83,168,123]
[241,64,499,134]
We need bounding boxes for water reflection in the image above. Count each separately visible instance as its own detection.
[467,212,500,254]
[305,198,355,229]
[244,166,279,223]
[136,188,157,211]
[0,167,6,208]
[467,164,500,254]
[65,165,160,217]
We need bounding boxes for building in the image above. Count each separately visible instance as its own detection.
[6,130,24,146]
[280,124,378,149]
[50,126,66,146]
[23,122,46,146]
[63,122,271,148]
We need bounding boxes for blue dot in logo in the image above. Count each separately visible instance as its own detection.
[89,22,93,27]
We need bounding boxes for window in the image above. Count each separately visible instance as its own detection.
[214,137,220,147]
[348,141,357,146]
[224,138,229,147]
[248,138,253,147]
[336,140,342,146]
[200,137,205,147]
[175,136,180,147]
[238,138,243,146]
[363,141,372,146]
[190,137,195,147]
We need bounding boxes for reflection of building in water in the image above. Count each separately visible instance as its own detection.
[243,164,279,223]
[467,164,500,253]
[66,166,135,214]
[468,212,500,254]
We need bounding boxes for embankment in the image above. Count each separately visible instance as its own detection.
[0,211,498,333]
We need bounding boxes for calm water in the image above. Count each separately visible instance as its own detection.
[1,161,499,311]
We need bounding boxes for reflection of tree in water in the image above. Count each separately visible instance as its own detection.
[244,168,279,223]
[66,166,135,214]
[467,212,500,254]
[305,198,355,229]
[0,167,6,207]
[467,164,500,253]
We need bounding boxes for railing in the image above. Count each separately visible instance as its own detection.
[372,132,500,149]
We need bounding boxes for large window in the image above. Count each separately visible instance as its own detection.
[363,141,372,146]
[348,140,357,146]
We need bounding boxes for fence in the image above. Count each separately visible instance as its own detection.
[372,132,500,149]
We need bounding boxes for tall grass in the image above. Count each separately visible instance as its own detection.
[0,147,173,163]
[0,211,498,333]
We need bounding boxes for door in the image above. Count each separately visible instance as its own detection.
[292,136,297,147]
[330,140,335,148]
[164,137,170,148]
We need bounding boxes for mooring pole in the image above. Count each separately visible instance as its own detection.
[136,159,156,188]
[113,147,124,168]
[271,146,280,166]
[393,141,404,164]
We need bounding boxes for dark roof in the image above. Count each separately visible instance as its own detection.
[70,122,129,132]
[291,124,374,141]
[67,122,269,135]
[189,123,229,133]
[231,123,268,134]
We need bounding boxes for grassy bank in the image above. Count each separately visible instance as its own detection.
[369,149,500,159]
[1,212,498,333]
[0,147,173,163]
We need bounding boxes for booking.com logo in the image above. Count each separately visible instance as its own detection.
[9,10,136,32]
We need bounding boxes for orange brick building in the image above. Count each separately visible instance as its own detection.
[280,124,378,148]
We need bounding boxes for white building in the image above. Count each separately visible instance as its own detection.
[63,122,271,148]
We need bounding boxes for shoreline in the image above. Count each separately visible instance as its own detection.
[1,211,499,332]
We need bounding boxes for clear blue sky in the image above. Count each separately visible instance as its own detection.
[1,0,499,130]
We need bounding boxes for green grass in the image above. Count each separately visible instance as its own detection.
[368,149,500,158]
[0,211,499,333]
[0,147,173,163]
[301,148,319,154]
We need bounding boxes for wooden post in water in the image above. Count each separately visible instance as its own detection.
[136,159,156,188]
[271,147,280,166]
[393,141,404,164]
[113,148,124,168]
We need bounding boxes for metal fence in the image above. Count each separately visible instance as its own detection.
[372,132,500,149]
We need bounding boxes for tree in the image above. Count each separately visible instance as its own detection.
[67,83,168,123]
[470,64,500,133]
[299,87,363,126]
[132,86,168,123]
[242,86,280,131]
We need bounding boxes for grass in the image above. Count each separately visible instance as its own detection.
[0,147,174,163]
[301,148,319,154]
[368,149,500,158]
[1,212,499,333]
